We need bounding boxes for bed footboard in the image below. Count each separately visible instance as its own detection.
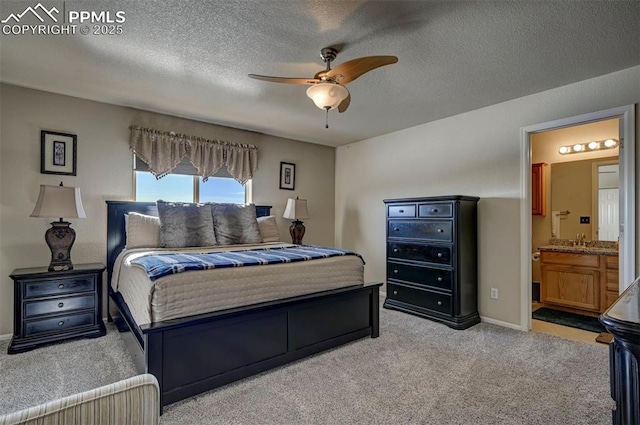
[111,282,381,410]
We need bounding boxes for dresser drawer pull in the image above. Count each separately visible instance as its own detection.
[437,228,444,233]
[393,248,399,253]
[58,321,64,327]
[399,209,404,213]
[431,208,439,213]
[437,276,443,282]
[437,301,442,306]
[393,290,398,295]
[437,252,443,258]
[58,302,64,308]
[58,284,64,289]
[394,227,400,232]
[393,269,398,274]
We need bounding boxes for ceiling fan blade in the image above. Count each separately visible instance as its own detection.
[338,91,351,113]
[248,74,320,85]
[325,56,398,84]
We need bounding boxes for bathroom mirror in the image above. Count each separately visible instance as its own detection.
[550,157,619,241]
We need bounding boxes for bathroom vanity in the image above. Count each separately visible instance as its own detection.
[538,244,618,315]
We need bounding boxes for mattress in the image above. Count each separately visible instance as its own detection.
[111,243,365,326]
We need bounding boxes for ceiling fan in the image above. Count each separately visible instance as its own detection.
[248,47,398,128]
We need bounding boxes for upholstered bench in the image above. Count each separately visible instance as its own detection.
[0,374,159,425]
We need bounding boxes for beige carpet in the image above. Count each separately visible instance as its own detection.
[0,306,613,424]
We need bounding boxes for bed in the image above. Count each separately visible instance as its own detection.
[106,201,381,411]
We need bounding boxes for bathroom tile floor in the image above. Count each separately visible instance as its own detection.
[531,302,604,347]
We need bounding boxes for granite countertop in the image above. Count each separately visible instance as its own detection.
[538,245,619,256]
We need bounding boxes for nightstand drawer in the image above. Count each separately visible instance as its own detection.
[418,203,453,218]
[25,295,95,318]
[388,262,452,291]
[24,312,94,337]
[388,242,452,265]
[388,220,452,242]
[24,276,95,298]
[387,283,452,315]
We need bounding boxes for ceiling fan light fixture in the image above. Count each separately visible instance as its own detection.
[306,83,349,110]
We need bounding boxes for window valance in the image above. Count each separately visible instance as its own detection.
[129,126,258,184]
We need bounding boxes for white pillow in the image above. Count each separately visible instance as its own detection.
[257,215,280,242]
[125,212,161,249]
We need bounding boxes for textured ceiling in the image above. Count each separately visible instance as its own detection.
[1,1,639,146]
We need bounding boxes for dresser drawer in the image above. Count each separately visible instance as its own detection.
[387,283,452,315]
[388,242,452,265]
[418,203,452,218]
[388,205,416,218]
[388,220,452,242]
[24,295,95,318]
[24,312,94,337]
[388,262,452,291]
[23,275,95,298]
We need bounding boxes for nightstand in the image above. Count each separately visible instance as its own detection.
[8,263,106,354]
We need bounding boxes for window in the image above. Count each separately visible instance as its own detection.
[134,154,249,203]
[135,172,248,203]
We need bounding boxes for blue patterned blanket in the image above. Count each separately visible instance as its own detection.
[131,245,364,281]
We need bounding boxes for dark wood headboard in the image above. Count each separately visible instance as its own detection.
[105,201,272,284]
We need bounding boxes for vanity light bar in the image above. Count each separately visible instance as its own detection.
[558,139,618,155]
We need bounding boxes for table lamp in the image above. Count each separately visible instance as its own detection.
[283,197,309,244]
[30,182,86,271]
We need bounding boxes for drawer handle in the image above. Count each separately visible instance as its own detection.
[393,291,398,295]
[393,248,399,253]
[437,228,444,233]
[58,321,65,327]
[399,209,404,213]
[437,301,442,306]
[437,276,443,282]
[58,284,64,289]
[431,208,439,213]
[394,227,400,232]
[393,269,398,274]
[58,302,64,308]
[437,252,443,258]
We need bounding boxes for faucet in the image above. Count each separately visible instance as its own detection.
[575,233,587,247]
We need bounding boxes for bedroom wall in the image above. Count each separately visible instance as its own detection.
[0,84,335,336]
[335,65,640,328]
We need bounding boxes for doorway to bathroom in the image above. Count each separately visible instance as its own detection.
[530,119,620,341]
[520,104,636,335]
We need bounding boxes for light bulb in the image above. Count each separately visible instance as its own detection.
[604,139,617,148]
[573,144,583,152]
[588,141,599,150]
[558,146,570,154]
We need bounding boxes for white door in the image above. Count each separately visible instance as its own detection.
[598,188,619,241]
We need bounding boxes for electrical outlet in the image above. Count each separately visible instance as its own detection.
[580,216,590,224]
[490,288,498,299]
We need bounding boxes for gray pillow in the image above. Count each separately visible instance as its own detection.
[211,203,263,245]
[157,201,217,248]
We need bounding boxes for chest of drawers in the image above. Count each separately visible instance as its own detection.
[8,263,106,354]
[383,196,480,329]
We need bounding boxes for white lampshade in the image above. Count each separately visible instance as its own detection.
[283,198,309,220]
[306,83,349,110]
[30,184,87,219]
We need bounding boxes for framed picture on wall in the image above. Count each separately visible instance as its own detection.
[279,162,295,190]
[41,130,77,176]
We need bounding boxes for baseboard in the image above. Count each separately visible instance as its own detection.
[480,316,523,331]
[0,333,13,341]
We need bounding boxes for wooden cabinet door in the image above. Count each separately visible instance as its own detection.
[541,265,600,312]
[532,163,547,216]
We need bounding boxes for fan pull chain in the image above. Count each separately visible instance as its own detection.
[325,107,330,129]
